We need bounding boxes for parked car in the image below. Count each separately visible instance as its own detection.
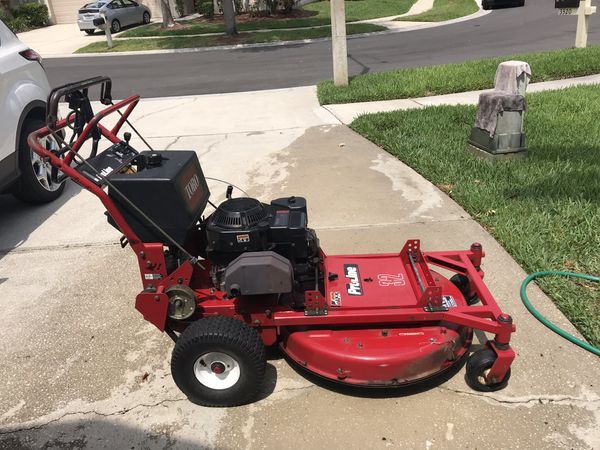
[78,0,151,35]
[0,19,65,204]
[482,0,525,9]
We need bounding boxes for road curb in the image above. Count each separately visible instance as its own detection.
[47,9,491,59]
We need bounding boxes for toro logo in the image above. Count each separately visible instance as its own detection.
[183,174,200,200]
[344,264,363,296]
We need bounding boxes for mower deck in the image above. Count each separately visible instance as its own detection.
[283,253,473,385]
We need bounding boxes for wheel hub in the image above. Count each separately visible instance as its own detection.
[193,352,240,390]
[210,362,226,374]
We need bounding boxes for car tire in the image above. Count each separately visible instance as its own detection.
[84,29,95,35]
[12,119,65,204]
[111,19,121,33]
[143,12,151,24]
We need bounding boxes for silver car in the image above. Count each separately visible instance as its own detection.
[77,0,151,35]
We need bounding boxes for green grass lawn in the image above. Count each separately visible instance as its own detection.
[318,46,600,104]
[76,23,385,53]
[351,85,600,347]
[120,0,414,38]
[120,16,332,38]
[397,0,478,22]
[304,0,415,22]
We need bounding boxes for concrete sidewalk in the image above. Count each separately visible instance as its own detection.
[325,73,600,123]
[0,86,598,450]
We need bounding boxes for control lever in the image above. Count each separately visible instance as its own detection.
[226,185,233,199]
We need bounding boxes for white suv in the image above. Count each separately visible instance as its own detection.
[0,19,64,203]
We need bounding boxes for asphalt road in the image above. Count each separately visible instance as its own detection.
[44,0,600,99]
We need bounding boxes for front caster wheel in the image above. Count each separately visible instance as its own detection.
[450,274,479,306]
[171,316,266,407]
[465,348,511,392]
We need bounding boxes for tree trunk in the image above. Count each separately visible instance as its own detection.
[222,0,237,36]
[161,0,175,28]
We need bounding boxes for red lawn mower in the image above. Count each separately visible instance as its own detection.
[30,78,516,406]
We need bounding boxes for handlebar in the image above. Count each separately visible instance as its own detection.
[46,76,113,127]
[29,94,140,167]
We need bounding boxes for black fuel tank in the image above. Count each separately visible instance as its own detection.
[107,151,210,245]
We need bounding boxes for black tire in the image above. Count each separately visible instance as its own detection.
[449,274,479,306]
[143,12,151,24]
[465,348,511,392]
[111,19,121,33]
[171,316,266,407]
[84,29,95,35]
[482,0,490,9]
[12,119,65,204]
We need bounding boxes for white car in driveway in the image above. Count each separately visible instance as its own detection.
[78,0,151,35]
[0,19,65,204]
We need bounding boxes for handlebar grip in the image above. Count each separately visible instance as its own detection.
[46,76,113,127]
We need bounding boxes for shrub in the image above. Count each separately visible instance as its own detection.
[0,6,28,33]
[12,2,49,29]
[195,0,214,18]
[8,16,28,32]
[280,0,296,12]
[175,0,185,16]
[0,6,10,23]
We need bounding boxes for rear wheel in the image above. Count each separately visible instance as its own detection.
[84,29,95,35]
[171,316,266,407]
[111,19,121,33]
[12,119,65,204]
[143,12,151,24]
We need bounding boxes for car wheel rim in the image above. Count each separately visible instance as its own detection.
[113,21,120,32]
[31,135,61,192]
[193,352,240,390]
[144,13,149,23]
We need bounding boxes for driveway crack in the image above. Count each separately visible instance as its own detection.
[437,386,600,406]
[0,397,187,436]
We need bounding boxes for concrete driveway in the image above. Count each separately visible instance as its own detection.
[0,87,598,449]
[17,23,111,57]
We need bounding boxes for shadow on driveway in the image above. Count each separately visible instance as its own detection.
[0,180,82,260]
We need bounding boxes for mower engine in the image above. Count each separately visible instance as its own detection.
[204,196,319,296]
[107,150,320,299]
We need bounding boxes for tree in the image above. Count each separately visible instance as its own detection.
[222,0,237,36]
[160,0,175,28]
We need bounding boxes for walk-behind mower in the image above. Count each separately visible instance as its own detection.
[30,78,516,406]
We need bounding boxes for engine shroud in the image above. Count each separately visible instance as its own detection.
[205,196,318,269]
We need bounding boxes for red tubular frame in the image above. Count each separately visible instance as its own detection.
[29,98,515,384]
[28,95,194,331]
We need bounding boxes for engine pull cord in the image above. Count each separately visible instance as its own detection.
[205,177,250,198]
[520,271,600,356]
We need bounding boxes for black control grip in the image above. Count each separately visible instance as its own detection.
[46,76,113,127]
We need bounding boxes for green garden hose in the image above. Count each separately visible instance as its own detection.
[520,271,600,357]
